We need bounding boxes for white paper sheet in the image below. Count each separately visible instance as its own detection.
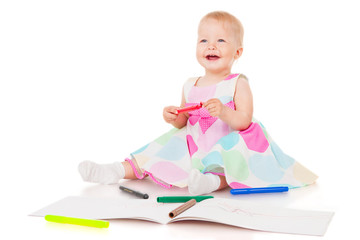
[30,196,334,236]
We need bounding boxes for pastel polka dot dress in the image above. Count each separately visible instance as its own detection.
[129,74,317,189]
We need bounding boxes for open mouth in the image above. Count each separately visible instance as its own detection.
[206,54,220,60]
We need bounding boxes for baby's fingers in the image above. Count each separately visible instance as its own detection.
[164,106,179,114]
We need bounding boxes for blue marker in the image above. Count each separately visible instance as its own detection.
[230,186,289,195]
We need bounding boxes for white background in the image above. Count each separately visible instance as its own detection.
[1,0,360,239]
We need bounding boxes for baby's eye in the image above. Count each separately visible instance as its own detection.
[218,39,226,43]
[200,39,207,43]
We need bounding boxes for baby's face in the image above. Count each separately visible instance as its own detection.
[196,18,242,75]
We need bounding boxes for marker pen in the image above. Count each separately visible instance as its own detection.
[119,186,149,199]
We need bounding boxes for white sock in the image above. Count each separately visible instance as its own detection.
[78,160,125,184]
[188,169,221,195]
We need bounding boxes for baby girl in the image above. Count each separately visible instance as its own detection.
[78,11,317,195]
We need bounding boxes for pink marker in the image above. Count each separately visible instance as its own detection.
[176,103,203,114]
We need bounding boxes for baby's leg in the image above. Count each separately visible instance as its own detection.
[78,159,141,184]
[187,169,228,195]
[122,160,142,179]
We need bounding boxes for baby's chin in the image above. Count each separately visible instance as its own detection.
[197,57,227,71]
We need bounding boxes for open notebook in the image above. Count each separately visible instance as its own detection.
[31,196,334,236]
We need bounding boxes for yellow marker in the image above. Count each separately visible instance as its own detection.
[45,215,109,228]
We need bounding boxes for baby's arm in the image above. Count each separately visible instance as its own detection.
[163,88,188,129]
[204,77,253,131]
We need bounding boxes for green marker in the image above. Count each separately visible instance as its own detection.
[157,196,214,203]
[45,215,109,228]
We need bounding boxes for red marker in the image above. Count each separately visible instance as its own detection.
[176,103,203,114]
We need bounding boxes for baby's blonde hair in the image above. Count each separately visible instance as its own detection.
[200,11,244,48]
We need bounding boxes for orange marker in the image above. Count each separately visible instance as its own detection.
[168,199,197,218]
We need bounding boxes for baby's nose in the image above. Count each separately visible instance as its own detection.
[207,43,216,50]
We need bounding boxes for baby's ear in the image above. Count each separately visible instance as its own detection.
[234,48,243,59]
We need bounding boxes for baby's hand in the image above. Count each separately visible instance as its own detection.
[203,98,224,117]
[163,106,180,124]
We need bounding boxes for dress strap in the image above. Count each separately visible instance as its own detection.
[183,77,199,103]
[218,73,248,104]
